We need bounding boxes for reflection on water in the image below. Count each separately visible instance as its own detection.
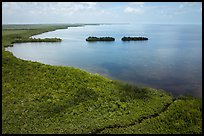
[6,24,202,98]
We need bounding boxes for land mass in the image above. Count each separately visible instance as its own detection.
[2,24,201,134]
[12,37,62,44]
[86,36,115,42]
[121,37,148,41]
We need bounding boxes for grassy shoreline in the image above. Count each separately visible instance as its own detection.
[2,24,202,134]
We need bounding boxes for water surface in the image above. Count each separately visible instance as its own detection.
[6,24,202,97]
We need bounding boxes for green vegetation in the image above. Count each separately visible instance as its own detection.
[121,36,148,41]
[100,97,202,134]
[12,37,62,44]
[2,24,202,134]
[2,25,68,47]
[86,36,115,42]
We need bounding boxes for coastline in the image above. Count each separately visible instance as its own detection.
[2,24,202,134]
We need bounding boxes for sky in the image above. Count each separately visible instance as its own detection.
[2,2,202,24]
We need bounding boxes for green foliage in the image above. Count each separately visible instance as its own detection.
[2,25,66,47]
[86,36,115,41]
[13,38,62,43]
[100,98,202,134]
[121,36,148,41]
[2,25,202,134]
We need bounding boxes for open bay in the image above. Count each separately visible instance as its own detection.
[6,24,202,97]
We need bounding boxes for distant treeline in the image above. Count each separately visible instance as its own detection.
[12,38,62,43]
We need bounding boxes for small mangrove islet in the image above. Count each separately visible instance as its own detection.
[121,36,148,41]
[86,36,115,42]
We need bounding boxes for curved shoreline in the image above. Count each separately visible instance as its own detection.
[2,25,202,134]
[3,25,201,99]
[3,25,202,99]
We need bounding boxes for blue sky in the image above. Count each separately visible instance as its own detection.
[2,2,202,24]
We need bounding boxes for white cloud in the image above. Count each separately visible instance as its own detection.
[80,2,96,8]
[2,2,201,24]
[3,2,102,18]
[124,2,145,14]
[3,2,98,14]
[183,2,197,6]
[52,2,96,13]
[178,2,199,8]
[124,7,144,14]
[2,2,100,23]
[129,2,144,8]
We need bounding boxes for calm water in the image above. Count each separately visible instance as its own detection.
[6,24,202,98]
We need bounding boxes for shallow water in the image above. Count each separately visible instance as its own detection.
[6,24,202,97]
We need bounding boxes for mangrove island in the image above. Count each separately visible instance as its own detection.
[86,36,115,42]
[121,36,148,41]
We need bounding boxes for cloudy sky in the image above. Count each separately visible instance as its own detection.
[2,2,202,24]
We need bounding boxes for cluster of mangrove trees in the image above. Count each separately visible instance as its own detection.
[121,37,148,41]
[86,36,148,42]
[86,36,115,41]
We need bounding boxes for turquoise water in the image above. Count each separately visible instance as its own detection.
[6,24,202,97]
